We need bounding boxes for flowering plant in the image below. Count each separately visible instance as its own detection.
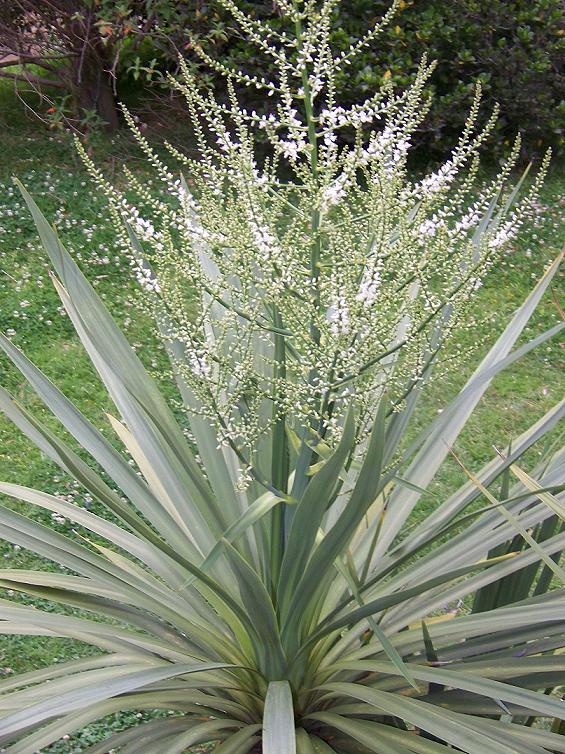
[1,2,564,752]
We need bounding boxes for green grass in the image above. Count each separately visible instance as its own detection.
[0,78,564,752]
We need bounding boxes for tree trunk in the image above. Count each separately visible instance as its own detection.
[74,60,119,131]
[0,1,120,132]
[67,18,119,132]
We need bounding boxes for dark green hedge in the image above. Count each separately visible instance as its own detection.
[334,0,565,158]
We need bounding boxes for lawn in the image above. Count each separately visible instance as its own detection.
[0,77,564,752]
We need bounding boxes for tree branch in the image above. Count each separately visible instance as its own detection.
[0,70,66,89]
[0,54,73,67]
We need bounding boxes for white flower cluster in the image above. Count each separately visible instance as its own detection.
[454,206,481,234]
[279,137,307,162]
[418,215,446,240]
[132,215,157,243]
[365,126,410,167]
[320,102,382,129]
[320,174,349,212]
[489,219,521,249]
[418,160,458,195]
[188,349,211,379]
[356,262,383,307]
[328,295,350,336]
[131,260,161,294]
[249,216,282,262]
[79,1,548,456]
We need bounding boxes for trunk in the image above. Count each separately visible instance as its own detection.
[66,18,119,132]
[74,63,119,132]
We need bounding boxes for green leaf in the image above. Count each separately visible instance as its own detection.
[307,713,453,753]
[0,482,193,591]
[308,736,339,753]
[7,713,196,754]
[308,556,516,645]
[15,181,225,552]
[0,663,231,743]
[263,681,296,754]
[179,490,285,592]
[0,380,186,557]
[284,395,388,649]
[326,660,565,720]
[156,719,244,754]
[453,452,565,584]
[388,397,565,570]
[296,728,317,754]
[278,408,355,615]
[221,541,286,678]
[213,725,262,754]
[163,323,251,533]
[314,683,527,754]
[0,497,258,653]
[334,554,418,690]
[510,461,565,522]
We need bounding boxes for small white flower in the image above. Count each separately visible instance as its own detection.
[328,295,350,336]
[320,175,348,212]
[249,217,281,261]
[454,208,480,233]
[189,350,211,379]
[278,137,306,161]
[133,263,160,293]
[356,263,382,306]
[418,216,445,239]
[489,223,517,248]
[419,160,458,195]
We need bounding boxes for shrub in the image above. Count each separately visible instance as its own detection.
[338,0,565,158]
[1,2,565,752]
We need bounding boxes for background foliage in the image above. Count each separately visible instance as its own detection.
[1,0,564,156]
[328,0,565,158]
